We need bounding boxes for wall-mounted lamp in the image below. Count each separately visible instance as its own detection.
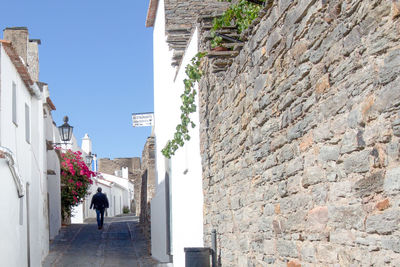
[58,116,74,142]
[85,152,93,166]
[48,116,74,149]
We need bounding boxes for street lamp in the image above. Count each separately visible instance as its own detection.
[58,116,73,143]
[84,152,93,166]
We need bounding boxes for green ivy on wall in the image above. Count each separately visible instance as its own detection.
[162,52,207,158]
[211,0,265,48]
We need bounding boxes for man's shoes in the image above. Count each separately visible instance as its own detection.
[98,226,101,229]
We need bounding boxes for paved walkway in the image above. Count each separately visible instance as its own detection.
[43,215,160,267]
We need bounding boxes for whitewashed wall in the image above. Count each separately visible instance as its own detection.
[46,118,61,240]
[150,1,205,265]
[81,173,133,221]
[151,0,176,262]
[0,44,49,267]
[169,28,205,267]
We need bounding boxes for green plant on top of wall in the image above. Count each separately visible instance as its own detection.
[162,52,207,158]
[211,0,265,48]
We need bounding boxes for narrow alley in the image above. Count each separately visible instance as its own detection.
[43,215,159,267]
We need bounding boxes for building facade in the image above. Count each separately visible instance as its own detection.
[0,27,60,267]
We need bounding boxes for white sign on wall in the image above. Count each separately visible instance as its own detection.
[132,112,154,127]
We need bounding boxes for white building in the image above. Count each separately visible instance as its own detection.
[0,27,59,267]
[81,172,134,220]
[42,83,63,241]
[146,1,209,265]
[69,133,95,224]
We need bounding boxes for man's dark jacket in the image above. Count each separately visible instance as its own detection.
[90,192,109,210]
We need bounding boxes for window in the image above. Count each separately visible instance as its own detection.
[25,103,30,143]
[12,82,17,125]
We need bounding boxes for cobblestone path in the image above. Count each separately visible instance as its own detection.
[43,216,159,267]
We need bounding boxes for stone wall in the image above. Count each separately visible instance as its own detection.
[199,0,400,266]
[139,136,156,224]
[141,136,156,203]
[164,0,229,66]
[139,136,156,253]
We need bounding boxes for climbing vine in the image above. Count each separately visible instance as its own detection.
[162,52,206,158]
[211,0,265,48]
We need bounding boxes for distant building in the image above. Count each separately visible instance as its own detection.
[82,172,134,219]
[70,134,136,223]
[98,156,141,213]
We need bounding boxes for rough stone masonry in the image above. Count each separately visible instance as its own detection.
[199,0,400,266]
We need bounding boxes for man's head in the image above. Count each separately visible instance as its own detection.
[97,187,102,193]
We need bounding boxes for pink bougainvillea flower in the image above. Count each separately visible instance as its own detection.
[60,149,93,219]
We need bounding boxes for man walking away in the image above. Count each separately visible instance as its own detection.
[90,187,109,229]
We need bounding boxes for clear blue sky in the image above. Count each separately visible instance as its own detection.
[1,0,154,159]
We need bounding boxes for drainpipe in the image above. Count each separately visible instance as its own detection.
[211,229,217,267]
[0,146,25,197]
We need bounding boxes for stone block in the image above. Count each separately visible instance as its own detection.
[366,209,400,234]
[278,181,288,197]
[272,219,283,235]
[263,239,275,255]
[387,141,400,164]
[264,204,275,216]
[373,81,400,121]
[278,143,296,162]
[315,73,330,95]
[276,240,298,258]
[286,157,304,177]
[330,229,356,246]
[347,108,363,129]
[383,167,400,194]
[279,0,293,15]
[320,90,348,119]
[330,181,352,198]
[354,171,384,197]
[306,206,328,232]
[316,244,338,264]
[280,194,313,213]
[311,185,328,205]
[254,74,268,97]
[319,145,340,161]
[328,204,365,230]
[379,49,400,85]
[287,260,301,267]
[376,199,390,211]
[271,135,287,152]
[302,166,326,188]
[299,132,314,152]
[300,243,316,262]
[393,0,400,18]
[343,150,370,173]
[392,118,400,137]
[265,30,282,55]
[285,210,307,232]
[381,235,400,253]
[287,175,302,194]
[342,26,361,56]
